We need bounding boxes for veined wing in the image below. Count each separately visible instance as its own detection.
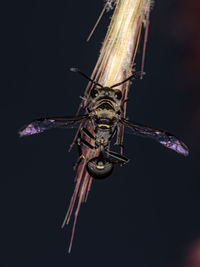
[120,118,189,156]
[19,115,88,137]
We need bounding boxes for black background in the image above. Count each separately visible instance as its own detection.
[2,1,200,266]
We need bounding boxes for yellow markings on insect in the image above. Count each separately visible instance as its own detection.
[96,165,105,169]
[80,154,85,159]
[98,124,110,128]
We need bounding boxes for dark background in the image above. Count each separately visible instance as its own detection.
[2,1,200,266]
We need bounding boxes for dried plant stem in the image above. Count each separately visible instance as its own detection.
[64,0,152,252]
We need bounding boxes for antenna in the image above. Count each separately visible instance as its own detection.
[110,71,145,88]
[70,68,103,88]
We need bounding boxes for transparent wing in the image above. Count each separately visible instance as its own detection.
[19,115,88,137]
[121,118,189,156]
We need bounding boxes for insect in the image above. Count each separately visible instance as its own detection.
[19,68,189,179]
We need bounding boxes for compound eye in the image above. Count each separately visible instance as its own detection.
[114,90,122,100]
[90,88,99,98]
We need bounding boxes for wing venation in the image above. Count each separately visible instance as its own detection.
[19,115,88,137]
[121,118,189,156]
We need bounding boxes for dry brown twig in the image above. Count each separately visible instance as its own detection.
[64,0,153,253]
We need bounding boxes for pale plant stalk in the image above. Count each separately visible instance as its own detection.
[64,0,152,253]
[95,0,151,86]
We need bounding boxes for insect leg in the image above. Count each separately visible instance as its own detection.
[120,98,129,112]
[73,132,85,170]
[105,149,129,164]
[73,131,96,170]
[114,125,124,148]
[80,138,96,150]
[110,159,127,164]
[82,127,96,140]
